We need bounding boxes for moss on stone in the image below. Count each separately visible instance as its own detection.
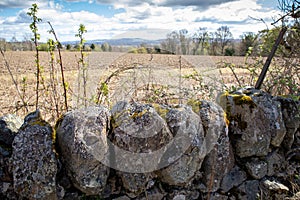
[217,91,256,130]
[130,109,148,119]
[224,112,230,127]
[187,98,202,114]
[231,94,256,107]
[152,103,169,120]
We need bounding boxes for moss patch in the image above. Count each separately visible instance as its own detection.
[217,91,256,130]
[152,103,169,120]
[187,98,202,114]
[231,94,256,108]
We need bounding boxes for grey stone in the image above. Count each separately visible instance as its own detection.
[0,182,18,199]
[251,93,286,147]
[0,146,10,157]
[261,179,289,191]
[56,184,65,200]
[63,192,80,200]
[113,195,131,200]
[110,102,171,194]
[56,106,110,195]
[173,194,186,200]
[220,166,247,193]
[0,114,23,146]
[274,97,300,150]
[294,130,300,148]
[110,101,173,173]
[198,100,227,154]
[117,172,155,194]
[138,186,165,200]
[11,110,57,199]
[156,104,205,186]
[217,89,286,158]
[236,180,260,200]
[0,156,11,186]
[207,192,229,200]
[245,158,268,179]
[198,101,235,192]
[266,150,286,177]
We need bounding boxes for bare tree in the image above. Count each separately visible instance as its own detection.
[192,27,210,55]
[208,32,218,55]
[239,32,258,56]
[179,29,189,55]
[276,0,300,23]
[161,31,179,54]
[215,26,233,55]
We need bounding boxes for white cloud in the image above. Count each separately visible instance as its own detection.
[0,0,48,8]
[0,0,282,42]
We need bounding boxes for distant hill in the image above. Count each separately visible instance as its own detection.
[62,38,164,46]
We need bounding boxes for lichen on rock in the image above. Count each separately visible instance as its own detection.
[156,104,205,186]
[11,110,57,200]
[217,87,286,158]
[56,106,110,196]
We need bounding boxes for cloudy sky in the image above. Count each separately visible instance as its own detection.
[0,0,281,42]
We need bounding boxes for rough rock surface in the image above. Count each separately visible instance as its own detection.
[251,91,286,147]
[274,97,300,150]
[110,101,173,170]
[109,102,172,194]
[11,110,57,199]
[0,115,23,199]
[217,87,286,158]
[236,180,260,200]
[197,101,235,192]
[56,106,110,195]
[0,114,23,146]
[220,166,247,193]
[156,104,205,186]
[266,150,286,177]
[245,158,268,179]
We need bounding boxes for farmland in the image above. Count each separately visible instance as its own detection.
[0,51,254,122]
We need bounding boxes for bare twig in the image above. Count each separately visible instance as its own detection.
[48,21,68,111]
[0,49,28,112]
[96,65,136,104]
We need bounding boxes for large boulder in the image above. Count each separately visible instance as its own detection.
[251,91,286,148]
[110,101,173,172]
[217,87,286,158]
[11,110,57,199]
[56,106,110,196]
[109,101,172,194]
[155,104,205,186]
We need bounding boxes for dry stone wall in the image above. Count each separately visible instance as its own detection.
[0,88,299,200]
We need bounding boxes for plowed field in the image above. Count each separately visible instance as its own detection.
[0,51,252,122]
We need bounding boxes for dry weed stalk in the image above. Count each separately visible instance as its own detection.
[0,49,28,112]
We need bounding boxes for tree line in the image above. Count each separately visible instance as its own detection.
[159,23,299,56]
[1,22,299,57]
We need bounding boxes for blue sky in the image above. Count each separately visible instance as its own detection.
[0,0,281,42]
